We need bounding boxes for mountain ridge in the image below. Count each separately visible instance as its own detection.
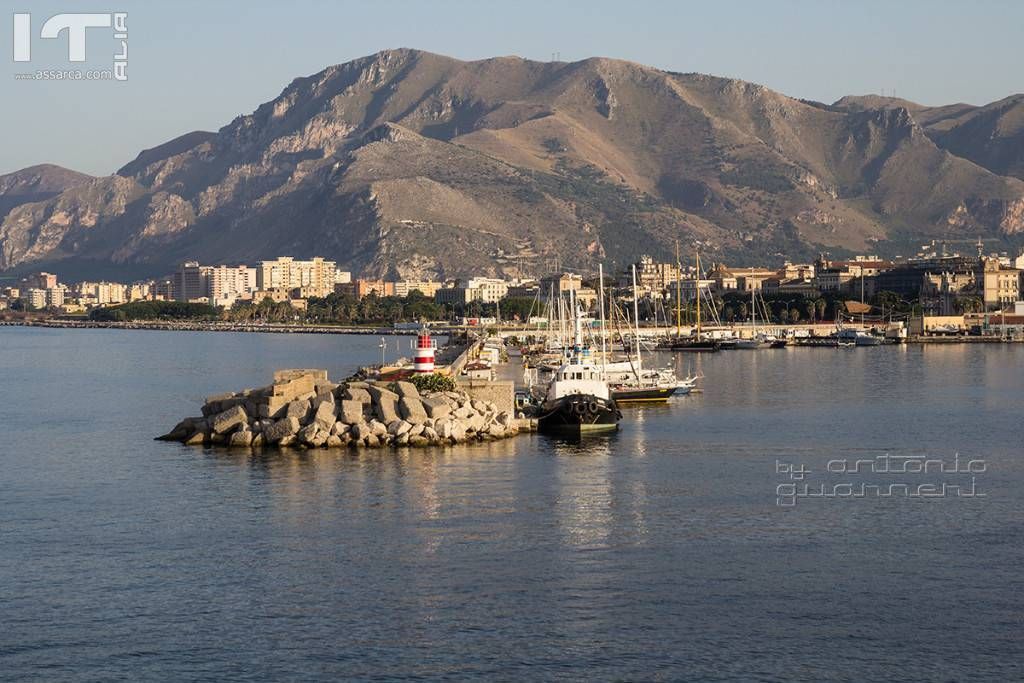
[2,48,1023,280]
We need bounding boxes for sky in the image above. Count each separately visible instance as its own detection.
[1,0,1022,176]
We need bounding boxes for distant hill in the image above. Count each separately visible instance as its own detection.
[0,164,92,220]
[2,49,1023,280]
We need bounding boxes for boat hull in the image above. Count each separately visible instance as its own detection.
[659,339,721,352]
[854,336,883,346]
[611,385,678,403]
[539,394,621,434]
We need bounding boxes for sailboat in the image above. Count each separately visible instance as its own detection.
[660,245,720,352]
[735,286,774,349]
[537,289,622,435]
[609,264,686,403]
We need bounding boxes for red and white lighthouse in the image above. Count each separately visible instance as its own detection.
[412,328,436,373]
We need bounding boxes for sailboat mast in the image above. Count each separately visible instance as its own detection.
[695,248,702,340]
[751,280,756,333]
[675,240,681,337]
[631,264,643,378]
[599,264,608,379]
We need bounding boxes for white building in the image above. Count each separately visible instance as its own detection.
[208,265,257,301]
[75,281,128,306]
[464,277,509,303]
[257,257,337,297]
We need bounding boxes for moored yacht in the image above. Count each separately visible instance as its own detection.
[835,327,883,346]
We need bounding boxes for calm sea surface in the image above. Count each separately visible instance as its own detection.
[1,327,1022,682]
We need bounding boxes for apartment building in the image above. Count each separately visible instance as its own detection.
[256,257,336,297]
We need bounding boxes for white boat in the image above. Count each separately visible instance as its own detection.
[538,292,621,435]
[835,328,883,346]
[735,333,774,349]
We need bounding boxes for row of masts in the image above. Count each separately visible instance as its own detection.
[675,241,703,341]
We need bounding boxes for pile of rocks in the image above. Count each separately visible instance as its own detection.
[157,369,525,449]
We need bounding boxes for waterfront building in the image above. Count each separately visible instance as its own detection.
[435,287,473,305]
[872,256,977,298]
[392,280,442,298]
[25,286,65,309]
[127,283,151,301]
[208,265,257,302]
[436,277,509,305]
[23,272,58,290]
[539,273,583,298]
[707,264,738,293]
[920,272,977,315]
[173,262,209,301]
[734,268,777,291]
[506,282,540,299]
[25,288,46,309]
[778,262,816,280]
[335,279,395,299]
[980,258,1021,310]
[677,277,716,302]
[152,279,174,301]
[256,257,337,297]
[762,276,819,297]
[74,281,128,306]
[465,277,509,303]
[625,256,682,296]
[251,287,293,304]
[814,267,854,292]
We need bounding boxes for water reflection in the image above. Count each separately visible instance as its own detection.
[4,328,1024,681]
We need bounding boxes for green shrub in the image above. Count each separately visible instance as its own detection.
[410,373,457,394]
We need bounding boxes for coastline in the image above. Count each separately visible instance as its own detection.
[2,318,1021,343]
[0,318,427,335]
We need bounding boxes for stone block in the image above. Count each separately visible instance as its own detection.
[211,405,248,435]
[399,397,428,425]
[263,417,300,444]
[339,399,364,425]
[285,399,311,422]
[394,381,420,399]
[421,396,451,419]
[185,430,208,445]
[273,368,328,384]
[313,400,335,431]
[343,386,372,404]
[228,430,253,447]
[374,393,400,423]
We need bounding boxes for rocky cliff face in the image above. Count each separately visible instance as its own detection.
[2,49,1023,279]
[0,164,93,222]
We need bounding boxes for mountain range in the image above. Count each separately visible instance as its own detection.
[2,48,1023,281]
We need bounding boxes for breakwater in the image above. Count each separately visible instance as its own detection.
[157,369,532,449]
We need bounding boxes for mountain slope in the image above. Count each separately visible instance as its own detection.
[2,49,1023,279]
[0,164,93,220]
[922,95,1024,181]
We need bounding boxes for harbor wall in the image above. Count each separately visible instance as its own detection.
[458,378,515,416]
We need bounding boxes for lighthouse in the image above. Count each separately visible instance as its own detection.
[412,327,436,373]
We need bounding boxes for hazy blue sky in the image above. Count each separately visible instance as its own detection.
[2,0,1021,176]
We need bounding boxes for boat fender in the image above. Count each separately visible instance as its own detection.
[587,401,599,415]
